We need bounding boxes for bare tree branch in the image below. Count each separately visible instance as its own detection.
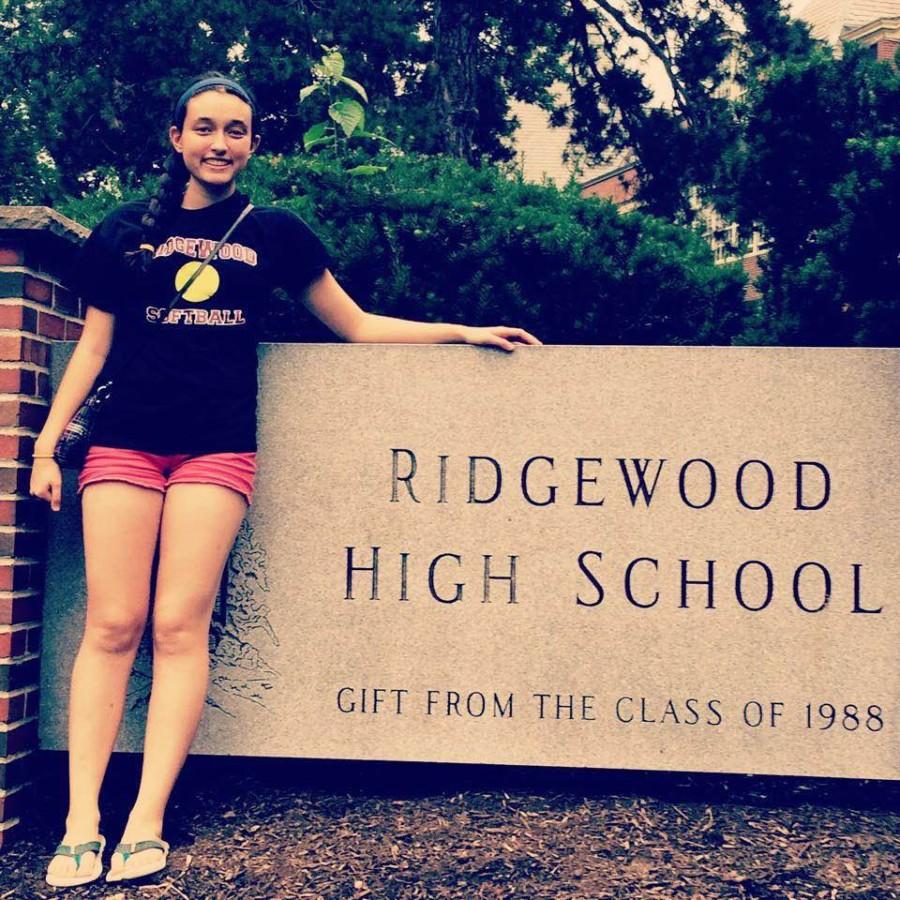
[572,0,692,120]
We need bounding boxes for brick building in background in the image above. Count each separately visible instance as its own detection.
[510,2,899,300]
[0,208,86,845]
[799,0,899,53]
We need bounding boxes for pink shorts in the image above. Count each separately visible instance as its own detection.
[78,446,257,505]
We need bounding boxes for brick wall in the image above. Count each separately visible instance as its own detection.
[0,207,86,847]
[580,164,640,210]
[741,253,764,301]
[875,37,899,66]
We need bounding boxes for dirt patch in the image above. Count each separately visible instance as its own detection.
[1,754,897,898]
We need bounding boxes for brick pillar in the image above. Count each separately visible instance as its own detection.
[0,207,86,847]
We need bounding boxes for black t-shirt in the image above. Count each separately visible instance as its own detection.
[75,189,331,454]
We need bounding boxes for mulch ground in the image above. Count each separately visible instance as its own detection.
[1,753,897,899]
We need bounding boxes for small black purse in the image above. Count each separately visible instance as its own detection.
[53,201,255,468]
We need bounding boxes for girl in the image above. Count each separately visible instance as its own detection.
[31,72,540,887]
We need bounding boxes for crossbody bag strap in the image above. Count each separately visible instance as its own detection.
[100,201,255,390]
[161,202,254,315]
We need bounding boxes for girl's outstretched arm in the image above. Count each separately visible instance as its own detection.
[302,270,541,352]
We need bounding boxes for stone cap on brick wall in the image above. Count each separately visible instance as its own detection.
[0,206,88,243]
[0,205,88,261]
[0,206,89,277]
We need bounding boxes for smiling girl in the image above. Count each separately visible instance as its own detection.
[31,71,540,887]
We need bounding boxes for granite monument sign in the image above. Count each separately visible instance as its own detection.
[39,345,899,780]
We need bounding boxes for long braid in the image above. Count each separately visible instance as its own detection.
[124,150,189,275]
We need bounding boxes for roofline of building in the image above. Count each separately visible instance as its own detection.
[842,16,900,43]
[578,161,638,189]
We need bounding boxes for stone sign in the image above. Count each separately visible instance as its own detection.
[39,345,899,779]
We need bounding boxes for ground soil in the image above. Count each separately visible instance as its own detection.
[1,754,897,899]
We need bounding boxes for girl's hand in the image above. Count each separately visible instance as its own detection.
[461,325,543,352]
[30,458,63,512]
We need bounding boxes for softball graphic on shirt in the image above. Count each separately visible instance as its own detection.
[175,261,220,302]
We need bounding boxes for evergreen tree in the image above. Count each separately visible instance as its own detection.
[717,42,900,346]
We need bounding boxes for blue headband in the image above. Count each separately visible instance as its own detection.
[173,77,255,122]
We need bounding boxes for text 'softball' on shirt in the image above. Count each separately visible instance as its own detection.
[73,189,332,455]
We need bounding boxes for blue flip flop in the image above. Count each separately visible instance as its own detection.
[105,837,170,882]
[45,835,106,887]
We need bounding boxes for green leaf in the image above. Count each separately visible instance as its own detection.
[303,122,331,152]
[337,76,368,103]
[328,99,365,138]
[304,137,334,152]
[299,84,320,103]
[346,164,388,176]
[321,50,345,78]
[356,131,400,148]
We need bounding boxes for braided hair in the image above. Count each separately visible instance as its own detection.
[125,71,258,276]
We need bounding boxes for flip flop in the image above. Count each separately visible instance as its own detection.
[45,835,106,887]
[105,837,170,882]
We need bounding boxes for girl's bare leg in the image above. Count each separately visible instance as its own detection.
[112,483,246,865]
[47,482,164,880]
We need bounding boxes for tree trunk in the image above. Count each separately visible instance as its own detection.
[432,0,482,164]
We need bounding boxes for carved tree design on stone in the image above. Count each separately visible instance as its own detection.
[126,519,278,716]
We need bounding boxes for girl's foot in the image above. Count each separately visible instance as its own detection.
[106,819,169,882]
[45,834,106,887]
